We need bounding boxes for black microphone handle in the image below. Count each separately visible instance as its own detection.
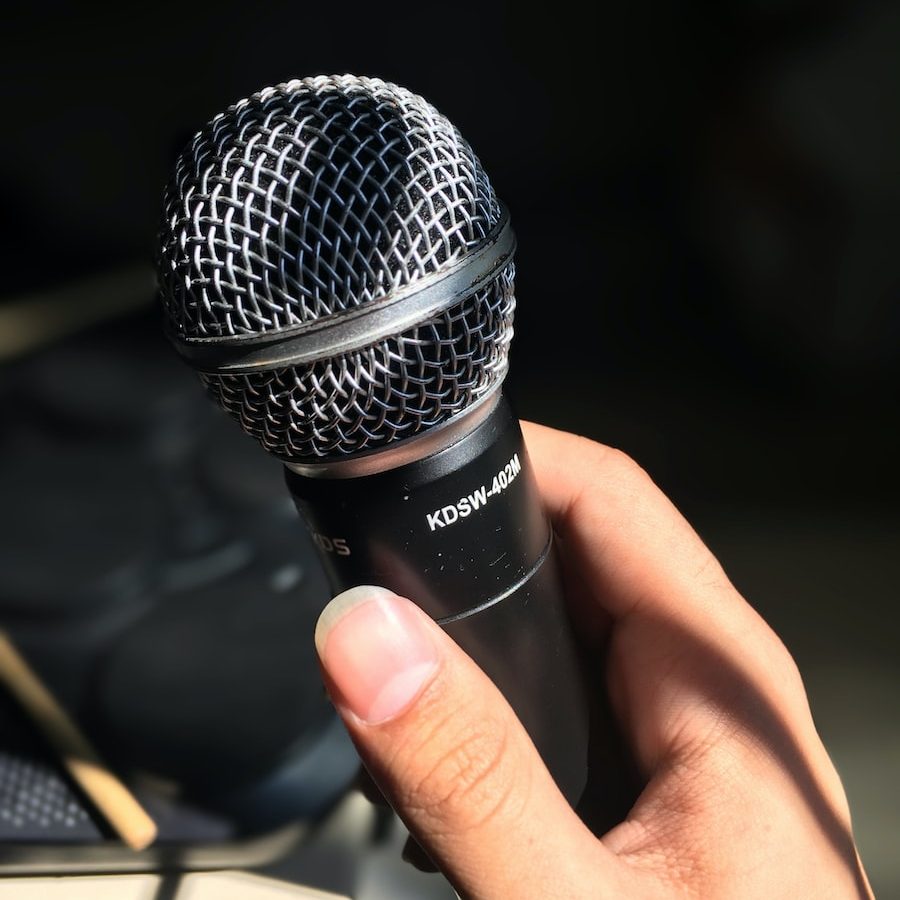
[285,397,589,805]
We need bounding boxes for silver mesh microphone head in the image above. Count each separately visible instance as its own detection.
[157,75,516,464]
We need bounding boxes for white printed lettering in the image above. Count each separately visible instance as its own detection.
[469,486,488,509]
[424,454,523,533]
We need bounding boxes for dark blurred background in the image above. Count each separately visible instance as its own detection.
[1,0,897,894]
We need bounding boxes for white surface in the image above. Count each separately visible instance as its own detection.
[0,872,348,899]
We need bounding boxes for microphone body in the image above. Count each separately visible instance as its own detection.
[156,75,604,807]
[286,395,589,803]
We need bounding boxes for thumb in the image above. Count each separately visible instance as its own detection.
[315,586,617,899]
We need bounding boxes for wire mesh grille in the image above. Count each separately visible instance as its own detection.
[200,264,515,460]
[158,76,515,461]
[159,75,501,338]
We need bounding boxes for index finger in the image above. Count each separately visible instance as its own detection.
[520,420,817,767]
[521,420,746,630]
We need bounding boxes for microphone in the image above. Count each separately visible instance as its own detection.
[157,75,589,804]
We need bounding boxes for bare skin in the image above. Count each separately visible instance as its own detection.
[314,423,873,899]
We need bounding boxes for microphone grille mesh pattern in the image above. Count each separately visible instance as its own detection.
[159,74,501,338]
[200,265,514,460]
[158,75,516,462]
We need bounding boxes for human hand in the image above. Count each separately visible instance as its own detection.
[313,422,872,899]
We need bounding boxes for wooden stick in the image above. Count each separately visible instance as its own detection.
[0,632,157,850]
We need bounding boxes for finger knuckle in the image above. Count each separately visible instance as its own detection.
[605,446,651,482]
[691,549,731,592]
[760,630,807,699]
[401,713,520,835]
[567,435,645,482]
[569,441,655,510]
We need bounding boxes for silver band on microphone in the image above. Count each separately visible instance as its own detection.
[283,386,503,479]
[170,209,515,375]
